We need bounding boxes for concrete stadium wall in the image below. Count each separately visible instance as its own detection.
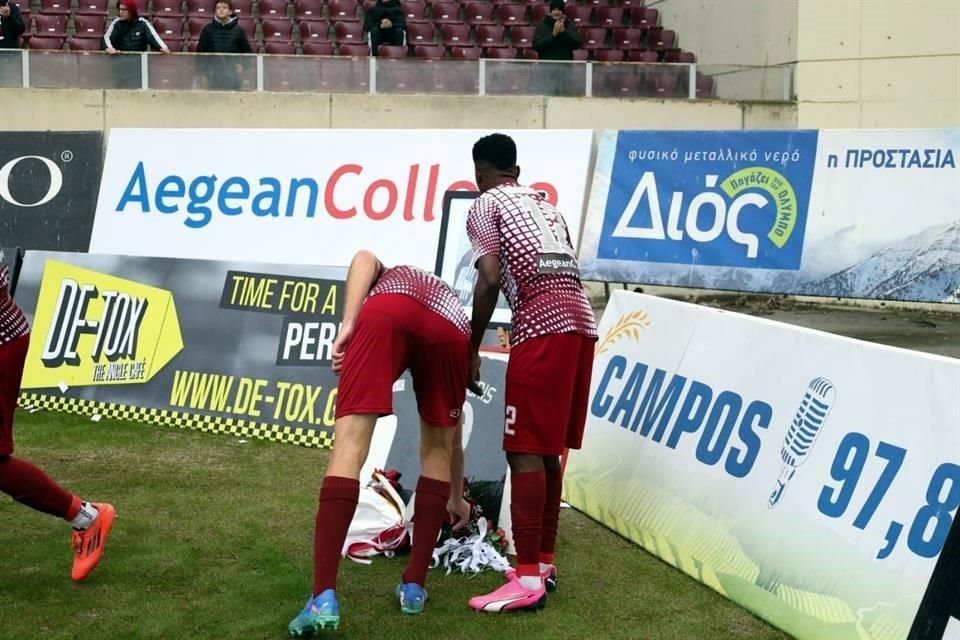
[0,88,797,132]
[795,0,960,128]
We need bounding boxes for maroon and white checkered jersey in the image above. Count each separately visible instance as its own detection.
[368,264,471,336]
[0,261,29,346]
[467,183,597,346]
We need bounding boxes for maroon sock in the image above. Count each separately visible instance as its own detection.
[540,466,563,561]
[0,455,76,519]
[312,475,360,596]
[510,470,546,577]
[401,476,451,587]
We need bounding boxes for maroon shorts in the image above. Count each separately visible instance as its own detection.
[0,334,30,457]
[336,294,469,428]
[503,332,595,456]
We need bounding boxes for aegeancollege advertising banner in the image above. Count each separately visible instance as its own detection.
[89,129,593,270]
[580,129,960,304]
[564,290,960,640]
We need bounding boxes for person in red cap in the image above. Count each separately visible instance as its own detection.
[103,0,170,54]
[0,251,117,582]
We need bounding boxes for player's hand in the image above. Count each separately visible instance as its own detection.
[447,496,471,530]
[467,351,482,396]
[331,324,354,375]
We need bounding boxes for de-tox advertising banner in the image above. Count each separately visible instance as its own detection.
[564,290,960,640]
[15,252,347,448]
[89,129,593,271]
[580,129,960,304]
[0,132,104,252]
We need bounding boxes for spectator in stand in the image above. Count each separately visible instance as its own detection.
[197,0,251,54]
[103,0,170,54]
[533,0,581,95]
[363,0,405,56]
[0,0,26,50]
[197,0,251,91]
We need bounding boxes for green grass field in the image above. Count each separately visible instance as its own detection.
[1,411,791,640]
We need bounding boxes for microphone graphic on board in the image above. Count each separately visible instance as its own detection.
[768,377,836,508]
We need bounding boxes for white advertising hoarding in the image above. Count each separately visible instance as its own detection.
[565,290,960,640]
[90,129,593,270]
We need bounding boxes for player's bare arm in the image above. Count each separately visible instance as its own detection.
[332,250,382,374]
[468,254,500,386]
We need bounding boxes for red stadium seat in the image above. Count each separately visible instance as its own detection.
[450,45,480,59]
[413,43,445,58]
[261,18,295,41]
[476,24,505,49]
[151,0,184,17]
[302,40,334,54]
[439,22,470,48]
[338,41,370,55]
[76,0,108,15]
[404,22,435,46]
[334,20,364,43]
[264,40,297,53]
[258,0,289,19]
[35,15,68,37]
[74,14,107,37]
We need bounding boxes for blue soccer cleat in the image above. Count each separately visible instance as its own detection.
[395,582,428,615]
[288,589,340,636]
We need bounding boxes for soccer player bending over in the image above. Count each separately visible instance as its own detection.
[0,255,116,582]
[465,134,597,613]
[289,250,473,636]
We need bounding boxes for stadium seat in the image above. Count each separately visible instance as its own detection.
[450,45,480,59]
[572,48,587,60]
[431,1,460,24]
[603,73,641,96]
[630,7,657,29]
[521,47,537,59]
[76,0,108,15]
[626,49,657,62]
[39,0,70,15]
[509,24,533,49]
[439,23,470,48]
[73,14,107,37]
[498,3,527,25]
[338,41,370,55]
[28,35,65,49]
[231,0,253,17]
[185,0,213,18]
[334,20,364,43]
[476,24,505,49]
[563,4,592,26]
[378,44,407,57]
[592,48,624,62]
[530,3,548,23]
[35,15,68,37]
[187,17,208,38]
[301,40,334,54]
[413,43,445,58]
[68,36,104,50]
[153,16,184,39]
[696,73,715,97]
[400,0,428,23]
[404,22,435,46]
[650,29,676,52]
[151,0,184,17]
[261,18,294,41]
[237,16,255,35]
[611,27,642,50]
[580,27,606,51]
[482,45,515,58]
[613,0,642,9]
[300,20,331,41]
[596,6,624,27]
[264,40,297,53]
[293,0,324,21]
[258,0,289,19]
[463,2,496,25]
[328,0,359,21]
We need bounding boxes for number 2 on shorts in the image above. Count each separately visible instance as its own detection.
[505,404,517,436]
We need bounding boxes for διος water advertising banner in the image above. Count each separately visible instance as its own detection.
[579,129,960,304]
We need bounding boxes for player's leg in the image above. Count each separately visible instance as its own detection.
[540,334,594,591]
[0,334,115,582]
[291,298,406,636]
[396,309,468,614]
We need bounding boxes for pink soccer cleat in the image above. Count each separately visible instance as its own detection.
[468,574,546,613]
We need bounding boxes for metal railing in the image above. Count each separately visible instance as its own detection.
[0,49,794,101]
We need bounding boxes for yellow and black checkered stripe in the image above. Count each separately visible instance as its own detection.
[18,392,334,450]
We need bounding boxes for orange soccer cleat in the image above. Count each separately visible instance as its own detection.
[70,502,117,582]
